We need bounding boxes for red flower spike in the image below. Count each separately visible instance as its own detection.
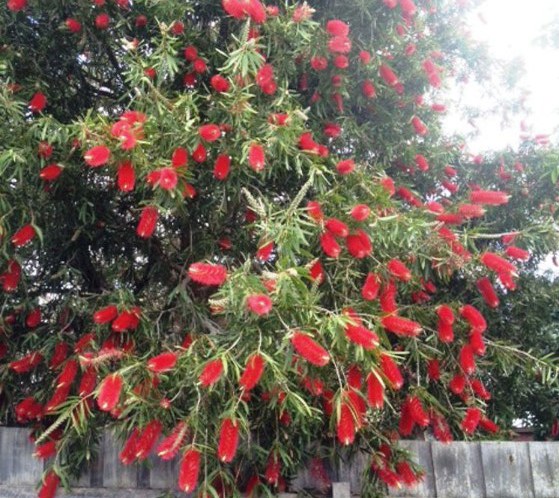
[97,373,123,412]
[94,305,118,324]
[469,190,510,205]
[351,204,370,221]
[461,408,481,434]
[307,201,324,222]
[49,342,69,369]
[217,418,240,462]
[471,379,491,400]
[214,154,231,180]
[326,19,349,37]
[344,321,379,350]
[78,367,97,397]
[380,280,398,313]
[459,204,486,219]
[248,143,266,172]
[479,417,499,434]
[362,80,376,98]
[309,260,325,284]
[408,396,429,427]
[95,13,110,29]
[239,353,265,391]
[30,91,47,113]
[415,154,429,172]
[7,0,27,11]
[449,373,466,394]
[347,365,362,389]
[10,352,43,373]
[39,471,60,498]
[11,224,36,247]
[158,167,178,190]
[85,145,110,167]
[57,359,78,387]
[387,259,412,282]
[188,262,227,286]
[469,329,486,356]
[325,218,349,238]
[460,304,487,333]
[380,64,399,86]
[411,116,428,136]
[135,206,157,238]
[477,277,499,308]
[362,273,381,301]
[505,246,530,260]
[199,124,221,142]
[40,164,63,181]
[45,384,71,413]
[211,74,230,93]
[147,352,178,373]
[157,421,189,461]
[366,372,384,409]
[427,359,440,381]
[34,440,57,460]
[459,344,476,374]
[380,354,403,389]
[437,320,454,343]
[291,332,330,366]
[256,241,274,261]
[199,358,224,386]
[437,305,454,325]
[179,448,201,492]
[135,420,163,460]
[172,147,188,168]
[246,294,273,316]
[346,230,372,258]
[26,307,41,327]
[192,143,207,162]
[320,231,341,258]
[336,159,355,175]
[337,401,356,445]
[382,315,422,337]
[120,428,141,465]
[265,453,281,484]
[399,399,415,436]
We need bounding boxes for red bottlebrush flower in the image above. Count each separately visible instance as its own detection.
[408,396,429,426]
[158,167,178,190]
[479,417,499,434]
[49,342,69,369]
[505,246,530,260]
[415,154,429,172]
[298,131,318,151]
[469,189,510,205]
[326,19,349,37]
[411,116,428,136]
[179,448,201,492]
[380,354,403,389]
[248,143,266,172]
[427,359,440,381]
[256,64,274,86]
[97,373,123,411]
[39,471,60,498]
[214,154,231,180]
[111,311,132,333]
[7,0,27,11]
[38,141,53,158]
[10,352,43,373]
[459,344,476,374]
[324,122,341,138]
[193,58,207,73]
[120,428,141,465]
[361,80,376,98]
[449,373,466,394]
[380,280,397,313]
[93,305,118,324]
[246,294,273,316]
[432,413,453,443]
[444,165,457,177]
[437,213,463,225]
[11,224,36,247]
[325,218,349,238]
[400,0,417,17]
[461,408,481,434]
[192,143,207,163]
[347,364,362,389]
[57,359,78,387]
[116,161,135,192]
[437,320,454,343]
[471,379,491,400]
[172,147,188,168]
[218,418,240,462]
[320,231,341,258]
[147,352,178,373]
[30,91,47,113]
[344,322,379,350]
[183,46,198,62]
[307,201,324,222]
[170,20,184,35]
[366,372,384,409]
[498,271,517,291]
[84,145,110,167]
[347,230,372,258]
[188,262,227,286]
[399,399,415,436]
[333,55,349,69]
[95,13,110,29]
[26,307,41,328]
[379,64,399,87]
[239,353,265,391]
[359,50,371,65]
[45,384,71,413]
[382,315,422,337]
[396,461,422,487]
[210,74,230,93]
[337,401,356,445]
[362,273,381,301]
[199,358,224,386]
[459,204,486,219]
[469,329,486,356]
[34,440,57,460]
[336,159,355,175]
[135,420,162,460]
[309,260,325,284]
[328,35,351,54]
[157,421,189,461]
[137,206,158,238]
[291,332,330,366]
[477,277,499,308]
[351,204,370,222]
[265,453,281,484]
[460,304,487,333]
[310,56,328,71]
[78,367,97,397]
[199,124,221,142]
[442,180,460,194]
[381,176,396,196]
[40,163,63,181]
[405,43,417,56]
[387,259,412,282]
[436,305,454,325]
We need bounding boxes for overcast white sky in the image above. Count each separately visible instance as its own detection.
[444,0,559,152]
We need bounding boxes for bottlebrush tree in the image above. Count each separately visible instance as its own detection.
[1,1,559,497]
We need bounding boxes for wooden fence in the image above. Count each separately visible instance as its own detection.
[1,428,558,497]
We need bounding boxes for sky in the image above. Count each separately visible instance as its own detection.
[444,0,559,152]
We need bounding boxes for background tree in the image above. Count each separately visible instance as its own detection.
[1,1,559,497]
